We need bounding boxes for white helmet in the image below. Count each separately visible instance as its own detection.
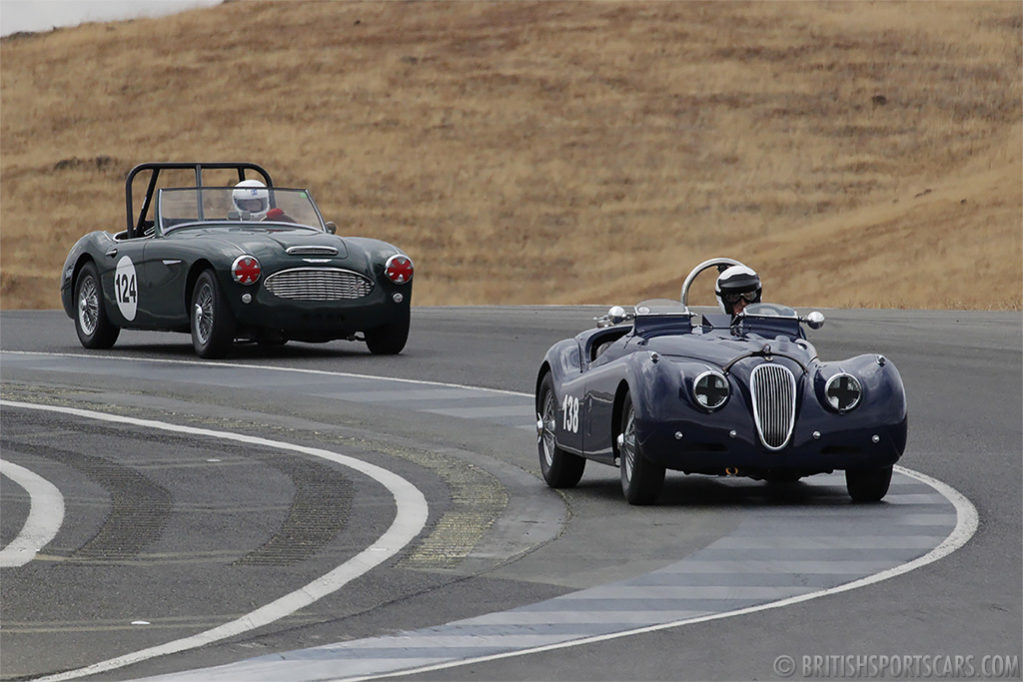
[232,179,269,220]
[715,264,762,313]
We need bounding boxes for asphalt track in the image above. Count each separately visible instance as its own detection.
[0,307,1020,681]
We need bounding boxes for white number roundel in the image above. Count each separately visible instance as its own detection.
[114,256,138,321]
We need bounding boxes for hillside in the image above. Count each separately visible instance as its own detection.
[1,1,1020,311]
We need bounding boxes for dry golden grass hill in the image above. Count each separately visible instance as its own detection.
[1,1,1020,311]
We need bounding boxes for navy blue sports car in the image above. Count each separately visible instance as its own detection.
[535,258,908,504]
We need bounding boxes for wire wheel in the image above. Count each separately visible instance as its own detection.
[190,270,235,358]
[539,388,558,468]
[77,273,99,336]
[193,280,214,346]
[536,373,585,488]
[620,406,638,483]
[618,393,664,505]
[73,261,119,349]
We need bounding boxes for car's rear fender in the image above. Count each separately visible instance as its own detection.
[61,252,93,318]
[539,338,583,391]
[535,338,588,454]
[61,233,116,318]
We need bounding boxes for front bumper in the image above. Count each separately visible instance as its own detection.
[224,277,411,341]
[636,413,907,476]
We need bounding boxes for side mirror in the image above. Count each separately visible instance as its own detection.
[607,305,627,325]
[596,305,630,328]
[803,311,825,330]
[325,221,337,235]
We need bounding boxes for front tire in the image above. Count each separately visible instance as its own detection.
[365,308,410,355]
[190,270,235,358]
[74,261,119,349]
[846,464,893,502]
[618,392,665,505]
[537,373,586,488]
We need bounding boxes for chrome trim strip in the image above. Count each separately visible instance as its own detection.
[287,245,338,256]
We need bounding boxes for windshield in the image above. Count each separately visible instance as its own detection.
[741,302,798,318]
[157,187,325,232]
[635,299,691,316]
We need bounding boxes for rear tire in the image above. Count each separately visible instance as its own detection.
[365,309,410,355]
[618,392,665,505]
[536,373,586,488]
[846,464,893,502]
[74,261,120,349]
[190,270,235,358]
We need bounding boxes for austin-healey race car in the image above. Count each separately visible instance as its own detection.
[61,162,413,358]
[534,258,907,505]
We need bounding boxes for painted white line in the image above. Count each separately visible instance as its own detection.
[334,464,977,682]
[0,350,532,398]
[0,459,66,568]
[0,400,429,682]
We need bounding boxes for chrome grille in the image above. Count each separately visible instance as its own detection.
[750,363,796,451]
[264,268,373,301]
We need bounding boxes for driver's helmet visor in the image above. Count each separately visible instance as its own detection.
[237,197,267,213]
[723,290,759,304]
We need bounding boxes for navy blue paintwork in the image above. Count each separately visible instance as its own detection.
[536,304,908,481]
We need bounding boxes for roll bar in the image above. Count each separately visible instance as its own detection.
[125,162,273,238]
[679,257,747,307]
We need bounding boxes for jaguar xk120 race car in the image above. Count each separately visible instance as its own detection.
[61,162,413,358]
[535,258,908,505]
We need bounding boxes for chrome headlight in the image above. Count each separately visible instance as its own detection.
[693,370,730,411]
[825,372,861,412]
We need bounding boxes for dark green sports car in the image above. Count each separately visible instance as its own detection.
[60,162,413,358]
